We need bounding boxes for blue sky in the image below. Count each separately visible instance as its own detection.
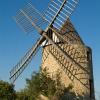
[0,0,100,99]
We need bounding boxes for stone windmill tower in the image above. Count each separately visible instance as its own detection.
[9,0,95,99]
[41,19,95,99]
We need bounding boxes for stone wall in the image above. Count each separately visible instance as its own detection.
[41,43,91,96]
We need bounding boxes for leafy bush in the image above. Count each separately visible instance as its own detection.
[0,80,16,100]
[17,68,91,100]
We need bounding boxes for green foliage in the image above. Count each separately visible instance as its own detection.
[0,80,16,100]
[18,68,77,100]
[24,68,58,99]
[17,68,91,100]
[16,90,29,100]
[0,69,91,100]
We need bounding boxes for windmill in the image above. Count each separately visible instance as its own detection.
[9,0,95,99]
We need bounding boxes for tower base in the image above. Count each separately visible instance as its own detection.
[41,43,95,99]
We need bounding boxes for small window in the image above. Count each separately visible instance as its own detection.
[87,51,90,60]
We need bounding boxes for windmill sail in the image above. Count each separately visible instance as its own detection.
[10,36,45,83]
[44,0,80,30]
[14,3,47,33]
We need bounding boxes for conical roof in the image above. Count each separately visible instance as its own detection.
[59,19,84,45]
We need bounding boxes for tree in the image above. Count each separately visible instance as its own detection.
[17,68,91,100]
[22,68,76,100]
[24,68,57,99]
[16,90,29,100]
[0,80,16,100]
